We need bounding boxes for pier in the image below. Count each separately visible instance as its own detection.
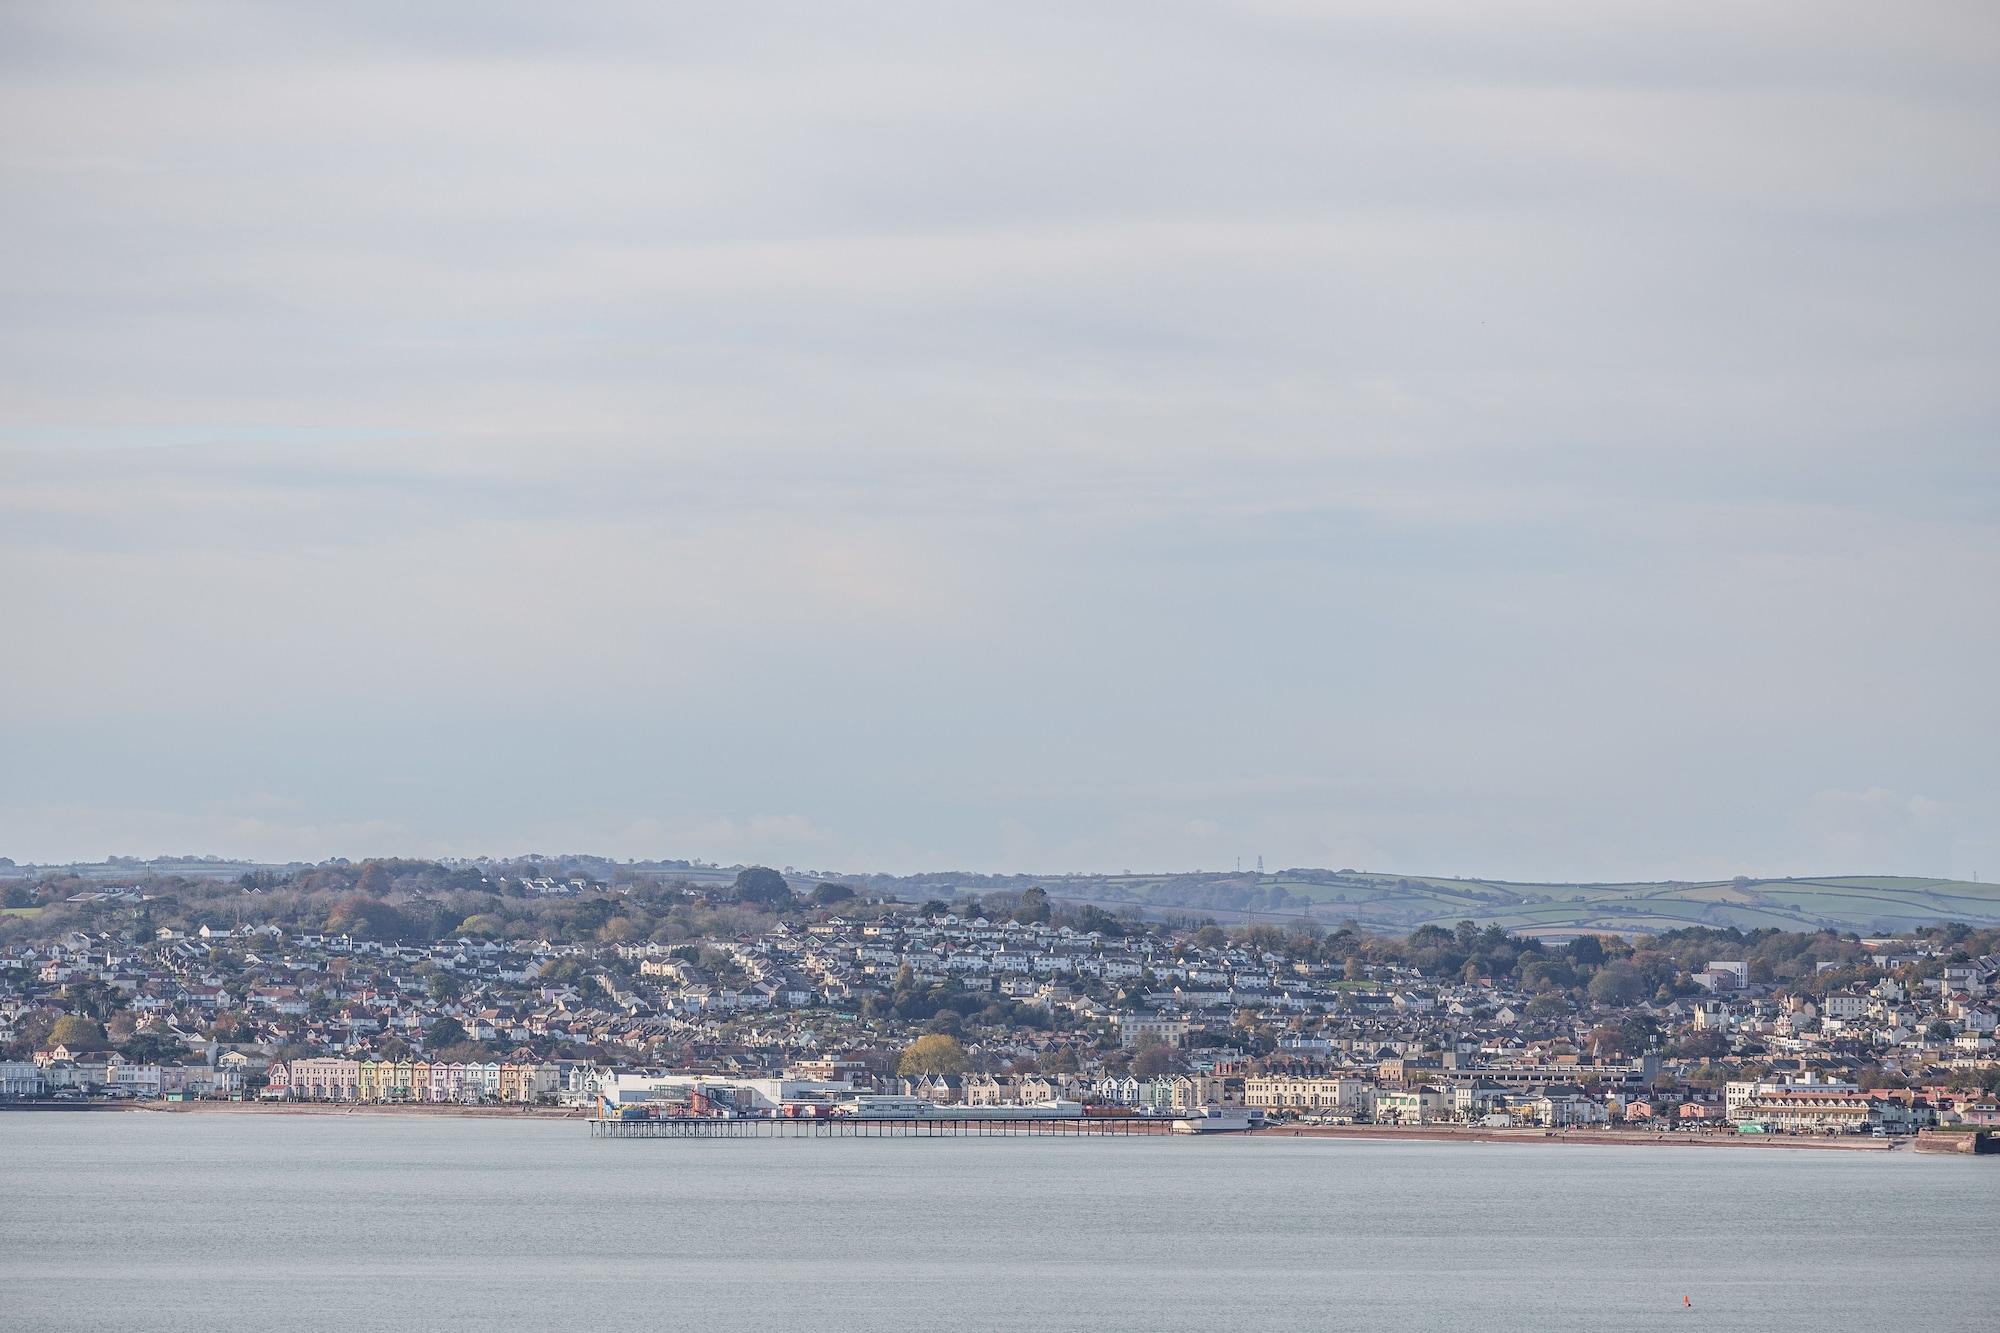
[588,1115,1181,1139]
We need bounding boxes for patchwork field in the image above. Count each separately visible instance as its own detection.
[1036,870,2000,937]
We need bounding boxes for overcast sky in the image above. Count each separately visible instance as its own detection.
[2,2,1995,880]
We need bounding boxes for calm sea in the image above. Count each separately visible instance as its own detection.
[3,1113,1995,1332]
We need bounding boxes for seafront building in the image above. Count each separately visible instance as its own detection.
[1720,1074,1925,1133]
[267,1058,560,1104]
[2,881,1995,1133]
[1,1060,44,1097]
[1241,1074,1372,1115]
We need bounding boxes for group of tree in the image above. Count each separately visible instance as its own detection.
[909,887,1126,936]
[858,966,1060,1034]
[898,1033,969,1075]
[1188,916,1963,1014]
[11,1008,193,1067]
[728,867,862,912]
[0,859,892,952]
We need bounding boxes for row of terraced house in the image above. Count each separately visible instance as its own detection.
[268,1058,561,1103]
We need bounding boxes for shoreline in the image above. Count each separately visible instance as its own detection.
[1251,1123,1901,1151]
[134,1101,588,1118]
[0,1100,587,1119]
[4,1103,1969,1153]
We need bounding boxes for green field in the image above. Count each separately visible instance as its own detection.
[1045,870,2000,937]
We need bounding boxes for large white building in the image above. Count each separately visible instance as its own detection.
[595,1073,854,1113]
[0,1061,45,1097]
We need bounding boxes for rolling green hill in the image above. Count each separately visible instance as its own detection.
[9,854,1992,939]
[1032,870,2000,937]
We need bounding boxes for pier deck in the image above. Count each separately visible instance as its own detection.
[588,1115,1177,1139]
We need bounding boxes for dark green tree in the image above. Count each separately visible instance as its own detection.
[732,867,796,911]
[427,1017,469,1049]
[1015,886,1052,925]
[1568,934,1607,967]
[1587,961,1646,1007]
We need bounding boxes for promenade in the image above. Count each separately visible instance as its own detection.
[1256,1123,1900,1151]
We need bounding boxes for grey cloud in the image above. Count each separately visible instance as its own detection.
[1,2,1994,878]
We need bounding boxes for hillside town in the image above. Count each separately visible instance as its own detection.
[4,862,1998,1140]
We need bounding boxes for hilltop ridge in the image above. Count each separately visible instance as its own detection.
[983,870,2000,937]
[6,856,1994,938]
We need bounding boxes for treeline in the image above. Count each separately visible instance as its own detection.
[0,859,769,948]
[1198,918,1997,1012]
[1,862,890,949]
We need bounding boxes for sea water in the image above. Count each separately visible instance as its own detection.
[2,1113,1994,1332]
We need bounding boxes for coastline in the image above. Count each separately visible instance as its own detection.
[6,1103,1970,1152]
[114,1101,583,1119]
[3,1096,584,1112]
[1252,1123,1902,1151]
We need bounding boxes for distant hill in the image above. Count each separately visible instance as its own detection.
[1004,870,2000,937]
[7,855,1995,938]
